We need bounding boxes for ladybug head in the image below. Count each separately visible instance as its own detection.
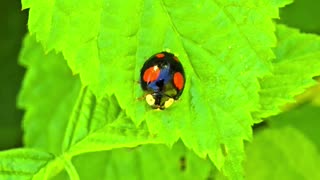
[145,93,174,110]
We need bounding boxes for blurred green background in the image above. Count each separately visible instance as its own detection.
[0,0,27,149]
[0,0,319,150]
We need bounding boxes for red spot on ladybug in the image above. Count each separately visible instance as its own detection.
[155,53,165,58]
[143,66,160,83]
[173,72,184,90]
[173,56,179,61]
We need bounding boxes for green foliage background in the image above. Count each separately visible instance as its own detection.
[1,0,320,179]
[0,0,26,149]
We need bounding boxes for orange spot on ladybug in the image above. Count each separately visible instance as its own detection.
[173,72,184,90]
[143,66,160,83]
[155,53,165,58]
[173,56,179,62]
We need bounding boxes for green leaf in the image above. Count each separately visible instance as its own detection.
[62,88,163,157]
[22,0,296,178]
[72,142,215,180]
[244,104,320,179]
[255,24,320,119]
[244,126,320,179]
[0,148,80,180]
[18,34,81,155]
[0,148,54,180]
[269,104,320,150]
[18,34,163,178]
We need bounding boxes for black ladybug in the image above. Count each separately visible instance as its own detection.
[140,51,186,110]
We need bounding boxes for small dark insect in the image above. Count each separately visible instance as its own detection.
[180,156,186,171]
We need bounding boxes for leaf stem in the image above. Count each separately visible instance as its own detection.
[63,156,80,180]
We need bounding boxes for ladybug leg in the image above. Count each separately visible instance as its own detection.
[136,94,147,101]
[136,92,154,102]
[163,94,174,99]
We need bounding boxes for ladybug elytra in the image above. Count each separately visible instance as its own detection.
[140,51,186,110]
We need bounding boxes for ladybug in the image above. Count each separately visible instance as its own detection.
[140,51,185,110]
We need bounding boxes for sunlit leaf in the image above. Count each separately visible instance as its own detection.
[255,25,320,119]
[0,148,55,180]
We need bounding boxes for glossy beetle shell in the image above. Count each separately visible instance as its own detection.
[140,51,185,109]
